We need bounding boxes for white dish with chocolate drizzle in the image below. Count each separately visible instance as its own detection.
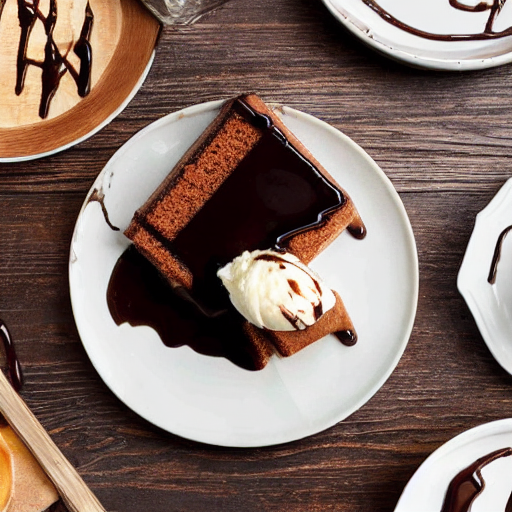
[395,419,512,512]
[322,0,512,70]
[69,99,418,448]
[458,177,512,375]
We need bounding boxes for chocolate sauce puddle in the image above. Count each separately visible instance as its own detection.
[441,447,512,512]
[361,0,511,42]
[108,247,257,371]
[488,225,512,284]
[0,319,23,392]
[108,97,365,368]
[15,0,94,119]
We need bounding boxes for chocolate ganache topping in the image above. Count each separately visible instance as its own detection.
[107,97,365,369]
[488,224,512,284]
[164,97,365,287]
[361,0,511,41]
[441,448,512,512]
[12,0,94,119]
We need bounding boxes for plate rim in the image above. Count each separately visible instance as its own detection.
[321,0,512,71]
[69,98,419,447]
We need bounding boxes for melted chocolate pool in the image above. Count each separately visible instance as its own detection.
[108,246,258,371]
[108,97,365,368]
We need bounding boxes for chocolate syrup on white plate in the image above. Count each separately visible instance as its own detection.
[488,225,512,284]
[361,0,511,42]
[441,448,512,512]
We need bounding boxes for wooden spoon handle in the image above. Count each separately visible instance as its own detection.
[0,370,106,512]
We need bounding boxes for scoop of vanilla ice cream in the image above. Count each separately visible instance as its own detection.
[217,249,336,331]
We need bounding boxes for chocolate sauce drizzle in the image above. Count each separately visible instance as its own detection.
[88,188,120,232]
[15,0,94,119]
[361,0,511,42]
[488,224,512,284]
[233,98,367,248]
[441,447,512,512]
[0,320,23,392]
[108,97,365,369]
[254,252,357,344]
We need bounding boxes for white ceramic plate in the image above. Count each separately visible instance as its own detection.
[395,419,512,512]
[322,0,512,71]
[69,99,418,447]
[458,178,512,375]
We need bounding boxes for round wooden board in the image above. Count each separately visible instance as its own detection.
[0,0,160,161]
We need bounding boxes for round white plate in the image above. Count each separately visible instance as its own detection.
[69,99,418,447]
[322,0,512,71]
[458,178,512,375]
[395,419,512,512]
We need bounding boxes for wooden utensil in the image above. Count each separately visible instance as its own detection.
[0,369,106,512]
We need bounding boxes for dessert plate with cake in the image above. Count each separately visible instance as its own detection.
[458,178,512,375]
[0,0,160,162]
[395,419,512,512]
[322,0,512,71]
[69,94,418,447]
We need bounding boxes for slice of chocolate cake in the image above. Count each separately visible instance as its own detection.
[125,93,365,368]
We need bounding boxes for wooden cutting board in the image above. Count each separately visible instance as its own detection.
[0,0,160,160]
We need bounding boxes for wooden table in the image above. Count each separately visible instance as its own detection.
[1,0,512,510]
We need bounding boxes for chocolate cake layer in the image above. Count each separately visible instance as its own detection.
[126,97,262,290]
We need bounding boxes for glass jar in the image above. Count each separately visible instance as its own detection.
[139,0,230,25]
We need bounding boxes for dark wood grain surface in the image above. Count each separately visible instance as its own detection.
[1,0,512,510]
